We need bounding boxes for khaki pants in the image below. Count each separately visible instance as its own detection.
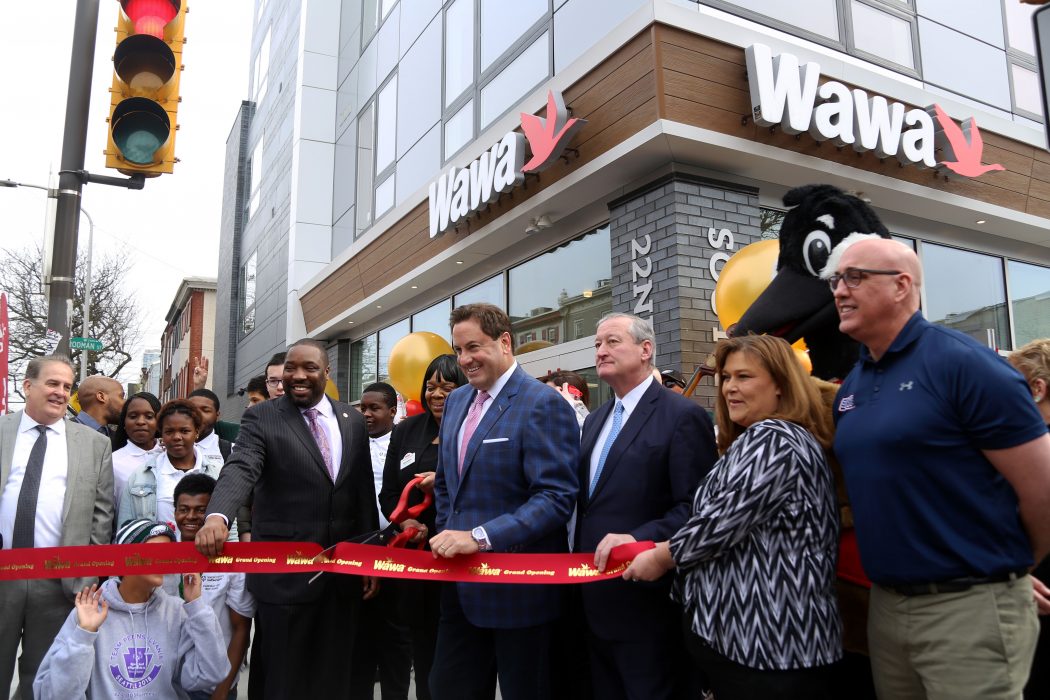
[868,577,1038,700]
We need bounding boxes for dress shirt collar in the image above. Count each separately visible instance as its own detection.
[19,410,66,436]
[301,396,333,418]
[614,375,654,416]
[483,361,518,402]
[155,445,205,474]
[73,411,107,433]
[370,431,391,447]
[123,439,161,457]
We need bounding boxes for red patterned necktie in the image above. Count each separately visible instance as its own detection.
[458,390,490,475]
[304,407,335,480]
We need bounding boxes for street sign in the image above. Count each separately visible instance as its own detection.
[70,337,104,352]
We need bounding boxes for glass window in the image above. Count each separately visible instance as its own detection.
[356,102,376,237]
[851,1,914,69]
[1008,260,1050,347]
[722,0,839,40]
[922,242,1010,350]
[1004,1,1037,56]
[444,99,474,159]
[445,0,474,107]
[891,235,916,251]
[480,0,548,71]
[454,274,505,308]
[363,0,381,47]
[375,174,395,217]
[253,28,271,105]
[382,0,397,20]
[760,207,785,239]
[247,137,263,219]
[481,31,549,128]
[1011,63,1043,118]
[918,18,1012,111]
[396,17,441,159]
[242,252,257,335]
[508,225,612,350]
[376,76,397,173]
[378,318,411,381]
[333,124,357,223]
[351,334,379,402]
[412,299,453,340]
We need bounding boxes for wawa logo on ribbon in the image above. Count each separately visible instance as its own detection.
[745,43,1004,178]
[428,90,586,238]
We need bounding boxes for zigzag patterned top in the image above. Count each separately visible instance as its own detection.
[670,418,842,670]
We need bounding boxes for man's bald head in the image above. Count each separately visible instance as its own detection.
[831,237,923,360]
[78,375,126,424]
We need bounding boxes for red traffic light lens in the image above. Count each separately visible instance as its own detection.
[121,0,179,38]
[111,97,171,165]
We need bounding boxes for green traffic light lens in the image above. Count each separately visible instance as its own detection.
[111,97,170,165]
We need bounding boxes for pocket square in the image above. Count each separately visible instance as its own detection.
[482,437,509,444]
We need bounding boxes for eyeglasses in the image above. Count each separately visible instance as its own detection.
[827,267,901,292]
[265,378,283,387]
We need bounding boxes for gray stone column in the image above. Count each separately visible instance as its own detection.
[608,173,762,408]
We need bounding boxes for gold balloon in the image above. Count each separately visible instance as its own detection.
[387,332,454,401]
[325,378,340,401]
[713,239,780,331]
[793,345,813,374]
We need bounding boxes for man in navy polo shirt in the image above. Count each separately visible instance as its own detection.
[826,235,1050,700]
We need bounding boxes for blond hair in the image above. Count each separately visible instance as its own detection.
[1009,338,1050,389]
[713,335,834,454]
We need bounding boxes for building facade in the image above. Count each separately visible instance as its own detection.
[213,0,1050,418]
[161,277,217,402]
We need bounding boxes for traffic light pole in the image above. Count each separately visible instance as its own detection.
[49,0,100,358]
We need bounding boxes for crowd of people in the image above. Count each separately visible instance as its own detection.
[0,235,1048,699]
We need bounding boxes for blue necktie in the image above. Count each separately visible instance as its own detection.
[589,402,624,497]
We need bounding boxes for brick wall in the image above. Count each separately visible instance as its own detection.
[609,172,762,409]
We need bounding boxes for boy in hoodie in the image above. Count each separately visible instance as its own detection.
[33,519,230,700]
[170,474,254,700]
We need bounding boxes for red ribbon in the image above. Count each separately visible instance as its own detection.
[0,540,655,584]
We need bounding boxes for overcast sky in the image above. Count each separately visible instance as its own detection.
[0,1,252,383]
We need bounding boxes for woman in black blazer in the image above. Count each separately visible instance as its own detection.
[379,354,467,700]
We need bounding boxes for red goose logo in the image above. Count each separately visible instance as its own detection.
[521,91,587,173]
[745,43,1005,179]
[930,105,1005,178]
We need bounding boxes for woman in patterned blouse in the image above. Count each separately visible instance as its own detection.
[623,334,842,699]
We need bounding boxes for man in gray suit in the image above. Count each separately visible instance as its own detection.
[0,355,114,699]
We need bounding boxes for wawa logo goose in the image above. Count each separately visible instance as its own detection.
[745,43,1004,178]
[428,91,586,238]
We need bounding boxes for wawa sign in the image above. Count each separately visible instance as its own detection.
[744,43,1003,178]
[428,90,586,238]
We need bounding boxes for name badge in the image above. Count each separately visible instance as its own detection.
[400,452,416,469]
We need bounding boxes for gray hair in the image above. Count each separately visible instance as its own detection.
[26,355,75,381]
[597,312,657,367]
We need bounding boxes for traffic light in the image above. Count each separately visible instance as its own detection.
[104,0,187,176]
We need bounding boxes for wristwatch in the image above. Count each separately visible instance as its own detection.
[471,526,492,552]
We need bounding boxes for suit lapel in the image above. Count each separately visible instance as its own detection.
[332,399,354,488]
[278,397,331,481]
[459,369,521,485]
[0,413,20,499]
[63,419,83,523]
[444,386,473,501]
[589,381,662,501]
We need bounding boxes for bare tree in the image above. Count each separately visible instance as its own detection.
[1,244,143,399]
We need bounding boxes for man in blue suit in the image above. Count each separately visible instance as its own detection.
[577,312,717,700]
[429,303,580,700]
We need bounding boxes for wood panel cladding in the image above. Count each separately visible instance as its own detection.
[301,29,659,331]
[654,24,1049,218]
